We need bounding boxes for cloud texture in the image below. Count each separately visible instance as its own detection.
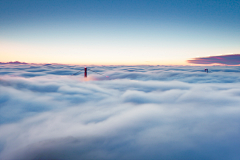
[188,54,240,65]
[1,63,240,159]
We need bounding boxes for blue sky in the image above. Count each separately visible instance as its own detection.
[0,0,239,65]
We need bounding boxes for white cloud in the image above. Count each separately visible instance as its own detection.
[1,64,240,159]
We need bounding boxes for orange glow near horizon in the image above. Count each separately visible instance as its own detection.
[1,40,239,66]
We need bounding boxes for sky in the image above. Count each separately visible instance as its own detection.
[0,0,239,65]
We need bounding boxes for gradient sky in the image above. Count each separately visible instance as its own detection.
[0,0,239,65]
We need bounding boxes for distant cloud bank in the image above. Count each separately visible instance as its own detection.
[0,61,28,64]
[1,64,240,159]
[188,54,240,65]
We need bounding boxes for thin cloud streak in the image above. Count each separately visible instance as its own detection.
[188,54,240,65]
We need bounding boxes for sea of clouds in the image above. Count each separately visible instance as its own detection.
[1,63,240,160]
